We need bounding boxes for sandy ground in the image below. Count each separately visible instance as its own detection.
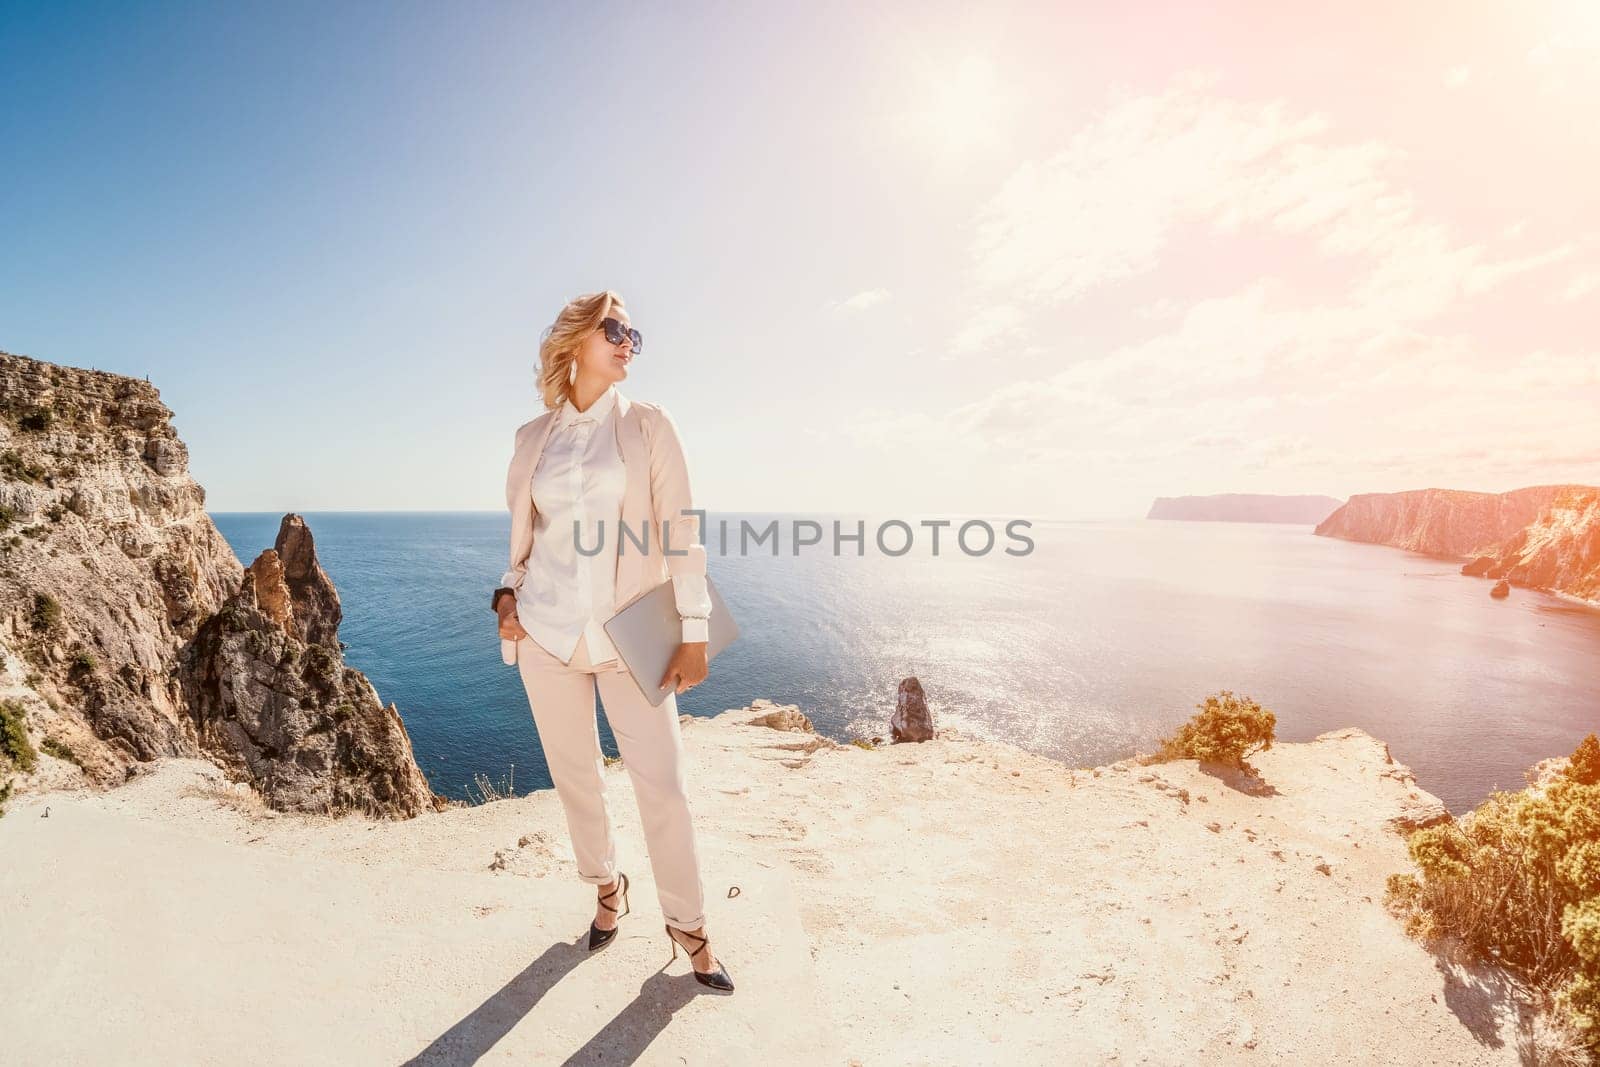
[0,701,1528,1066]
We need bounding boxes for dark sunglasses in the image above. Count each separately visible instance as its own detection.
[599,316,642,354]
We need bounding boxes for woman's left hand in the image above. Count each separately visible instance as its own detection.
[659,641,709,694]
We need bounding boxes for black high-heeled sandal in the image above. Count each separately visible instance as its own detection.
[664,923,735,993]
[587,872,629,952]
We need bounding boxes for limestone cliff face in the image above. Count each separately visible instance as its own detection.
[1461,488,1600,603]
[0,351,240,772]
[0,350,443,817]
[1313,485,1589,559]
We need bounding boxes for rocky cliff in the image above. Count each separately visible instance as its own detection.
[0,350,442,816]
[1148,493,1344,524]
[1313,485,1591,559]
[1461,487,1600,603]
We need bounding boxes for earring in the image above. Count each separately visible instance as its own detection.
[568,362,577,385]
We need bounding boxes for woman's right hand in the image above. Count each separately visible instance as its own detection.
[497,600,528,641]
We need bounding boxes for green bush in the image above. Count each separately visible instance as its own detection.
[1153,690,1276,769]
[303,644,339,682]
[0,450,46,483]
[31,592,61,632]
[1571,735,1600,787]
[214,602,249,631]
[0,777,12,818]
[41,736,81,767]
[18,406,53,432]
[1386,732,1600,1057]
[0,699,37,773]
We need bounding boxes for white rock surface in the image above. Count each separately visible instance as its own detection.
[0,705,1527,1065]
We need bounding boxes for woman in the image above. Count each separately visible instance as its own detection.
[491,290,733,993]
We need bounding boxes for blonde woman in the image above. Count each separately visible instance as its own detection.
[491,290,733,992]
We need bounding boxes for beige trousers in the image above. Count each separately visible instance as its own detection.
[514,631,707,932]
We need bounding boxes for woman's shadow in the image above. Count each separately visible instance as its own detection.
[403,937,705,1066]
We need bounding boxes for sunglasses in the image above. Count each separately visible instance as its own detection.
[599,316,642,354]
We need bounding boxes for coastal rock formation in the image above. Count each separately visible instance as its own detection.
[1148,493,1344,524]
[0,350,442,817]
[743,698,816,733]
[891,676,934,742]
[178,518,439,816]
[1459,488,1600,603]
[247,548,295,632]
[1315,482,1600,604]
[273,514,342,648]
[1313,485,1587,559]
[1366,734,1452,832]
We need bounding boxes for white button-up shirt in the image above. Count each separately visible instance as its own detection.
[514,384,711,667]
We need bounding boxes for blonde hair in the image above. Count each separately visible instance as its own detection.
[534,289,627,409]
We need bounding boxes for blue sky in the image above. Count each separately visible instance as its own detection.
[3,1,1597,516]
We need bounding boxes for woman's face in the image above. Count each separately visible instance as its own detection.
[574,308,634,387]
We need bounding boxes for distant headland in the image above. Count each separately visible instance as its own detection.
[1146,493,1344,524]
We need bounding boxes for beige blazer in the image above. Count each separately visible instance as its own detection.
[498,389,706,664]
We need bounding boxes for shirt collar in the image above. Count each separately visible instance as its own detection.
[556,384,619,430]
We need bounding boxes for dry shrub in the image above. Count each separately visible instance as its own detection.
[1152,690,1276,769]
[1523,1006,1595,1067]
[1386,732,1600,1061]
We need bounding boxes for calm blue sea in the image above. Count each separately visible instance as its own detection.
[211,513,1600,814]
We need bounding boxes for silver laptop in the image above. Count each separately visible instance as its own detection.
[604,575,739,706]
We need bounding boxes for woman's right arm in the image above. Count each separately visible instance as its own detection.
[495,424,532,640]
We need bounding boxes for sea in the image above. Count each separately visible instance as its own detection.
[211,513,1600,814]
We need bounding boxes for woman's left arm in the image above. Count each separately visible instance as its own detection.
[646,404,712,643]
[650,404,712,693]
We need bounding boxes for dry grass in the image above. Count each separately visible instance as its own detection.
[1521,1007,1593,1067]
[178,778,272,818]
[465,765,516,806]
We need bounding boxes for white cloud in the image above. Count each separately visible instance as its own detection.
[841,78,1600,513]
[1463,246,1574,295]
[828,288,891,313]
[965,78,1570,326]
[1560,271,1600,302]
[946,303,1024,356]
[1527,17,1600,94]
[1501,351,1600,389]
